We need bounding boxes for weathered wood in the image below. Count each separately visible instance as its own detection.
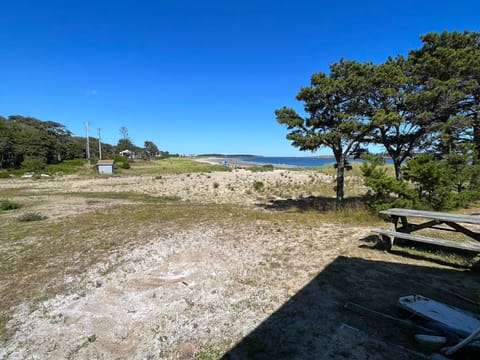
[371,228,480,253]
[398,295,480,338]
[380,208,480,226]
[444,325,480,355]
[344,302,440,336]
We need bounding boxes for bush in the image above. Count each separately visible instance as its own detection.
[0,199,22,211]
[45,159,86,174]
[18,212,47,222]
[21,157,46,173]
[253,181,264,191]
[107,154,129,163]
[360,154,416,212]
[122,160,131,169]
[362,152,480,212]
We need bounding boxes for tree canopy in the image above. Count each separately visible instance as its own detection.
[277,30,480,205]
[276,59,373,202]
[0,115,166,170]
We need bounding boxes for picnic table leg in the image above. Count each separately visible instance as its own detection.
[471,255,480,273]
[377,233,393,251]
[390,216,408,244]
[390,215,399,231]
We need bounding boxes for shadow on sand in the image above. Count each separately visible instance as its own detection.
[259,195,365,212]
[222,256,479,359]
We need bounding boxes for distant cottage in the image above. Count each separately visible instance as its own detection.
[96,159,115,175]
[119,149,134,158]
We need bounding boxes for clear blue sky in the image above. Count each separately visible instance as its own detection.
[1,0,479,156]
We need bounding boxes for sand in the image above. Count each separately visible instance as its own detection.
[1,166,478,359]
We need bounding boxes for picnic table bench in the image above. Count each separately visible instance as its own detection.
[372,208,480,253]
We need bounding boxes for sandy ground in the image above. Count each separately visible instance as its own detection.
[1,166,479,359]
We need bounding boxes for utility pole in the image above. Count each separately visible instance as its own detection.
[85,122,90,165]
[98,128,102,160]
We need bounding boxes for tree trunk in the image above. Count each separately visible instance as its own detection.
[393,157,403,180]
[335,154,345,205]
[473,111,480,165]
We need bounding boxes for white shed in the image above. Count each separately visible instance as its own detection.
[97,159,114,175]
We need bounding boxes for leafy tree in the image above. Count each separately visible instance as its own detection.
[276,59,373,203]
[408,31,480,159]
[115,138,135,153]
[144,140,160,160]
[0,116,15,168]
[0,115,119,170]
[367,56,433,179]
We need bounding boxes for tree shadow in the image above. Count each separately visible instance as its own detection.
[258,195,365,212]
[222,256,480,359]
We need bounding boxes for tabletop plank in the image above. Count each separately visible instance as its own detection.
[380,208,480,225]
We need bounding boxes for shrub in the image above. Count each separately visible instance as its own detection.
[18,212,47,222]
[360,155,416,212]
[0,199,22,211]
[107,154,128,163]
[122,160,131,169]
[21,157,46,173]
[253,181,264,191]
[45,159,86,174]
[362,152,480,212]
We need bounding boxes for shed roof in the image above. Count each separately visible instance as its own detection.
[96,160,114,166]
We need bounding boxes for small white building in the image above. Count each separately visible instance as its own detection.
[97,159,115,175]
[119,149,134,158]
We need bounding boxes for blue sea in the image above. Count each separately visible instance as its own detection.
[234,156,349,167]
[230,156,393,167]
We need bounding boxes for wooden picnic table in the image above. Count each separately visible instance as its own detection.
[372,208,480,253]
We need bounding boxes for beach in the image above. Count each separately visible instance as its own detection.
[1,164,478,359]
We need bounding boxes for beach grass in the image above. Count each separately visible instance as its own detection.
[307,161,394,177]
[123,157,230,175]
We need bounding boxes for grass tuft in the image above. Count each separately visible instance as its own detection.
[18,212,47,222]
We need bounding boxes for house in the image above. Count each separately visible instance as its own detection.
[97,159,115,175]
[119,149,134,158]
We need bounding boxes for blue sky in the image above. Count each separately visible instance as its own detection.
[1,0,479,156]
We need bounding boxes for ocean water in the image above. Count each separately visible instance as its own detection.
[234,156,393,167]
[235,156,343,167]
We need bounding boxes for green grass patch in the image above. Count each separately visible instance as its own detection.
[128,157,231,175]
[245,164,274,172]
[305,161,394,178]
[44,159,86,174]
[69,191,181,203]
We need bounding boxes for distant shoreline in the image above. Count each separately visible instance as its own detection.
[192,155,338,168]
[195,154,336,159]
[193,154,392,168]
[192,155,296,168]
